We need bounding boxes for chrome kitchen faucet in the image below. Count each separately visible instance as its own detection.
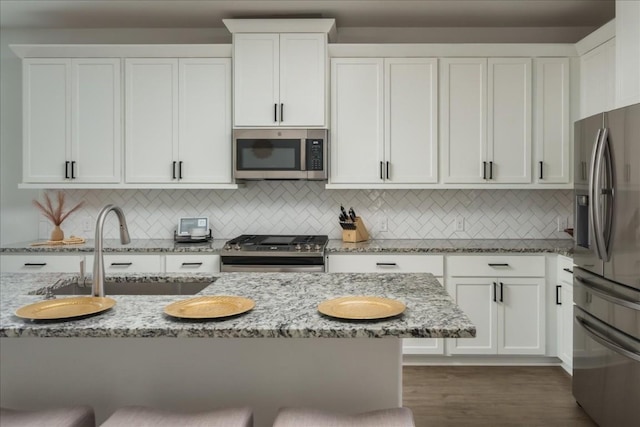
[92,205,130,297]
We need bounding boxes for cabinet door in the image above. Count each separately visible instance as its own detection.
[330,58,384,184]
[233,33,279,127]
[0,254,83,273]
[497,278,545,355]
[441,58,487,183]
[125,59,178,183]
[71,59,121,183]
[580,39,615,119]
[615,0,640,108]
[385,58,438,183]
[447,278,497,354]
[488,58,532,183]
[165,254,220,273]
[279,33,326,127]
[559,284,573,370]
[85,254,163,274]
[178,58,231,183]
[22,59,70,183]
[534,58,570,184]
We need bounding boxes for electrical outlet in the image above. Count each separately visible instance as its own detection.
[82,217,92,233]
[556,216,567,232]
[378,217,388,232]
[455,216,464,232]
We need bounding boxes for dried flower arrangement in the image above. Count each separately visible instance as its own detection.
[32,191,84,241]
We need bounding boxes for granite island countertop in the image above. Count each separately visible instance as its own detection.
[1,238,574,256]
[0,272,475,339]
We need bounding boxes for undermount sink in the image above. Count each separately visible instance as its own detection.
[48,280,213,296]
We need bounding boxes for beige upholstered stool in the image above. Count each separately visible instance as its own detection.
[0,405,95,427]
[272,407,415,427]
[100,406,253,427]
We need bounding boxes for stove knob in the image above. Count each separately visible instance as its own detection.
[224,244,232,250]
[304,244,312,251]
[295,244,302,251]
[233,244,241,251]
[314,244,322,251]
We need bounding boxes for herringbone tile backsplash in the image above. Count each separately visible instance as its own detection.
[49,183,573,240]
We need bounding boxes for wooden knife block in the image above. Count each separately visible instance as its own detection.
[342,217,369,243]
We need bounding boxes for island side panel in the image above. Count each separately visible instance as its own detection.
[0,337,402,427]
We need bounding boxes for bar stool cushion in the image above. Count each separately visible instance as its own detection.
[100,406,253,427]
[272,407,415,427]
[0,405,95,427]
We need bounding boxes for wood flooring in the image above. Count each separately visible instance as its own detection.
[403,366,596,427]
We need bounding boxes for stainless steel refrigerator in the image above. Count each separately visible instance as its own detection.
[572,103,640,426]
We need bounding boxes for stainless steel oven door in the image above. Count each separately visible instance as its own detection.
[221,264,325,273]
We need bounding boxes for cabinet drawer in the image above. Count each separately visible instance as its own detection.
[1,254,84,273]
[85,254,162,273]
[327,254,443,276]
[557,255,574,285]
[165,255,220,273]
[447,255,544,277]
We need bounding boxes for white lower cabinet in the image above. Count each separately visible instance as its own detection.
[327,254,445,355]
[446,255,546,355]
[84,254,163,274]
[556,255,574,374]
[165,254,220,273]
[0,254,84,273]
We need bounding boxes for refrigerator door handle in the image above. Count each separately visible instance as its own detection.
[593,127,613,262]
[589,128,605,261]
[576,315,640,362]
[575,275,640,310]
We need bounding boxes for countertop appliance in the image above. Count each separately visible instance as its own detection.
[220,234,329,272]
[572,103,640,427]
[233,129,328,180]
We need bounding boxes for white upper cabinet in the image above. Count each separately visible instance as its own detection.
[615,0,640,109]
[330,57,438,185]
[441,58,531,184]
[580,38,616,119]
[23,58,121,184]
[233,33,326,127]
[534,58,571,184]
[125,58,232,184]
[330,58,384,184]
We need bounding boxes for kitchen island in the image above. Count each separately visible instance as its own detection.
[1,272,474,426]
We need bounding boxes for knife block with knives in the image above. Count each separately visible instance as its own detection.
[342,217,369,243]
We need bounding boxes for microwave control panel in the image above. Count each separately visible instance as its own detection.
[306,139,324,171]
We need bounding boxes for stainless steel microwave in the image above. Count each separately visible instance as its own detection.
[233,129,328,180]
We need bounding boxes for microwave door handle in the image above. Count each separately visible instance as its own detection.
[300,139,306,171]
[589,128,605,261]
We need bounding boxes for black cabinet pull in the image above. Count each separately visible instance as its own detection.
[556,285,562,305]
[274,103,278,122]
[386,161,390,180]
[493,282,497,302]
[483,161,487,179]
[71,161,76,179]
[539,161,543,179]
[376,262,397,267]
[380,161,384,179]
[488,263,509,267]
[24,263,47,267]
[489,161,493,179]
[179,161,183,179]
[65,161,70,179]
[499,282,504,302]
[563,268,573,274]
[172,161,177,179]
[181,262,203,267]
[280,103,284,122]
[110,262,132,267]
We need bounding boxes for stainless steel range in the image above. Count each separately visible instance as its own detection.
[220,235,329,272]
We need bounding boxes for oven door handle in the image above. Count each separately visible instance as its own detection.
[221,265,325,273]
[576,315,640,362]
[575,276,640,310]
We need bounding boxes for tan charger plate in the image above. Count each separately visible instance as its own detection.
[164,296,255,319]
[318,296,406,320]
[15,297,116,320]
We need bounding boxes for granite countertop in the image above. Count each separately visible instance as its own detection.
[0,272,475,339]
[1,238,573,256]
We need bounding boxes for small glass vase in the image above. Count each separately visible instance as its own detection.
[50,225,64,241]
